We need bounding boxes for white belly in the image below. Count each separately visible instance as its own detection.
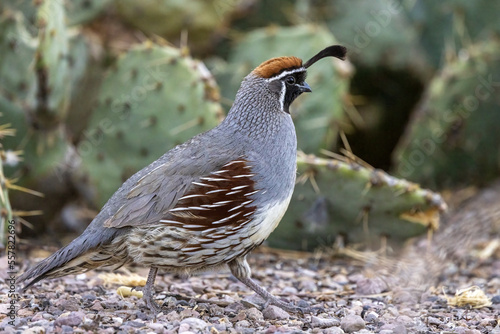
[248,193,293,244]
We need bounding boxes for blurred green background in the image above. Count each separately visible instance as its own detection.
[1,0,499,250]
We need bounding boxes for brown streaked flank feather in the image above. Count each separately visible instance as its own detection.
[160,159,258,232]
[253,56,303,78]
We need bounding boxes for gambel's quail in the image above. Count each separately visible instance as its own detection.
[19,45,347,313]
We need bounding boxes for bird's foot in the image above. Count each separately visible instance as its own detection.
[143,293,161,314]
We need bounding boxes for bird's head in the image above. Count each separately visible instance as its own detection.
[240,45,347,114]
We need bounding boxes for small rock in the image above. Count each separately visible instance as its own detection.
[147,322,165,332]
[281,286,298,294]
[17,308,34,317]
[123,320,145,328]
[311,315,340,328]
[210,323,227,332]
[364,311,379,323]
[54,311,85,327]
[323,327,345,334]
[61,325,74,333]
[386,307,399,317]
[262,305,289,320]
[180,317,208,332]
[82,294,97,302]
[426,316,442,326]
[340,314,365,333]
[235,320,251,329]
[491,295,500,304]
[55,299,80,312]
[30,312,46,322]
[91,301,104,311]
[178,323,190,333]
[396,315,414,327]
[23,326,46,334]
[112,317,123,326]
[234,310,247,321]
[379,323,407,334]
[166,310,181,322]
[179,309,200,319]
[30,320,51,328]
[226,302,246,314]
[245,307,264,321]
[333,274,349,284]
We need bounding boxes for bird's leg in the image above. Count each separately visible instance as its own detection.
[228,256,316,314]
[142,266,161,314]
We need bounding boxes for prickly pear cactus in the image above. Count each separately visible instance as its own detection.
[393,39,500,189]
[216,24,351,154]
[270,152,447,250]
[405,0,500,69]
[76,42,223,206]
[322,0,425,72]
[114,0,243,52]
[0,121,16,246]
[65,0,112,26]
[1,0,89,184]
[1,98,71,187]
[0,9,38,108]
[35,0,70,120]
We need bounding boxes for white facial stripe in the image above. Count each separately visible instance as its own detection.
[264,67,306,82]
[279,81,285,112]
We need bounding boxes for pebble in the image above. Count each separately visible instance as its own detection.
[262,305,290,320]
[426,316,442,326]
[340,314,366,333]
[61,325,74,333]
[245,307,264,321]
[165,310,182,322]
[235,320,251,329]
[180,309,201,319]
[311,315,340,328]
[123,320,145,328]
[281,286,298,294]
[54,311,85,327]
[491,295,500,304]
[30,312,46,322]
[55,299,81,312]
[180,317,208,332]
[379,323,407,334]
[364,311,379,323]
[11,249,500,333]
[23,326,47,334]
[323,327,345,334]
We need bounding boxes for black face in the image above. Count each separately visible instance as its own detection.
[269,70,310,114]
[283,72,309,113]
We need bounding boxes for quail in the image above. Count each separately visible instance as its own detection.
[19,45,347,313]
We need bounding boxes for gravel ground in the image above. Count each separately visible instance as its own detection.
[2,244,499,333]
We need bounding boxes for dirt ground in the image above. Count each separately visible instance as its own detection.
[2,183,500,333]
[1,242,499,334]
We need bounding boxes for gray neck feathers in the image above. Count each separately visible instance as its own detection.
[222,73,284,140]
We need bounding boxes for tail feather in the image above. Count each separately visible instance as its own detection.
[19,228,128,291]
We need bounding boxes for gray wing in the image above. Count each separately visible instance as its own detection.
[101,140,238,229]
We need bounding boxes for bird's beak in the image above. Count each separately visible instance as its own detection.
[298,81,312,93]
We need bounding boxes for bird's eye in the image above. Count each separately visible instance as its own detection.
[285,75,296,85]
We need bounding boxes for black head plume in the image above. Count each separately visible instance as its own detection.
[303,45,347,68]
